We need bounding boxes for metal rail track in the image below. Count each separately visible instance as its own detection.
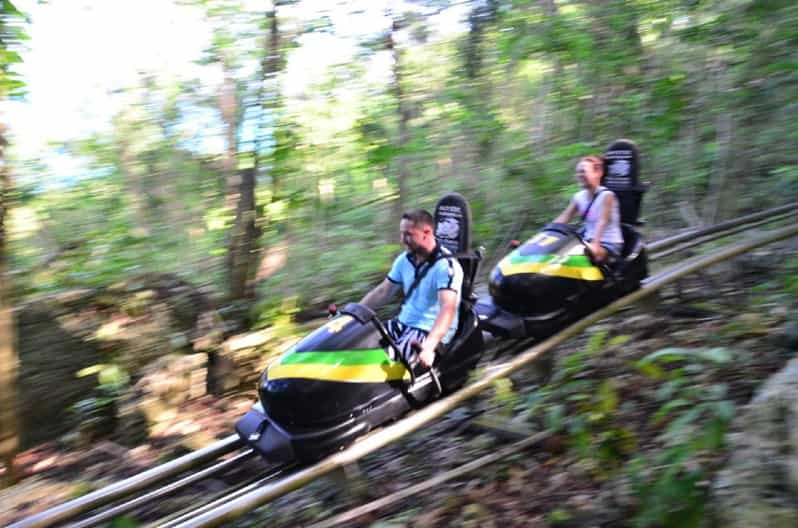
[647,204,798,254]
[9,435,243,528]
[147,463,298,528]
[10,205,798,528]
[64,450,257,528]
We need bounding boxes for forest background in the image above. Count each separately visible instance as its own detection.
[3,0,798,320]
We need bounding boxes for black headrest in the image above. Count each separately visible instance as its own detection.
[603,139,647,225]
[434,192,472,254]
[603,139,645,192]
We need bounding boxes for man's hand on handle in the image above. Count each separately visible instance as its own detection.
[417,339,437,368]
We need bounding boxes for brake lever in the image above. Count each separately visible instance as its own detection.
[400,349,417,385]
[576,233,612,279]
[429,366,443,395]
[410,341,442,396]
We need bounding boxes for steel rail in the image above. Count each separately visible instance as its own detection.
[8,435,243,528]
[308,430,553,528]
[647,204,797,253]
[150,463,298,528]
[64,450,256,528]
[150,403,485,527]
[169,223,798,528]
[648,209,798,260]
[649,210,798,261]
[150,477,267,528]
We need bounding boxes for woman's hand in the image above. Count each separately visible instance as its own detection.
[588,240,606,263]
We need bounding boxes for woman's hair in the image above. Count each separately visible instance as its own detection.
[580,155,605,175]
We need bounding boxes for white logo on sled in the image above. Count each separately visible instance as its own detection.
[610,159,630,177]
[436,218,460,239]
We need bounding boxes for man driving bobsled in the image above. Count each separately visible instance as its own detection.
[360,208,463,368]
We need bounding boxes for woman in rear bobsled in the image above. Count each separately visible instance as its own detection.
[236,193,483,463]
[476,140,649,339]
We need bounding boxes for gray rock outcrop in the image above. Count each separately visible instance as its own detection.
[13,273,224,449]
[711,357,798,526]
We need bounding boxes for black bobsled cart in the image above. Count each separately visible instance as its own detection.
[477,139,649,339]
[236,193,484,463]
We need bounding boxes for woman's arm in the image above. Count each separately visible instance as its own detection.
[588,192,615,261]
[593,192,615,243]
[554,201,578,224]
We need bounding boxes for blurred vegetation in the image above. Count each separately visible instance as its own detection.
[2,0,29,471]
[2,1,798,522]
[4,0,798,323]
[520,333,741,527]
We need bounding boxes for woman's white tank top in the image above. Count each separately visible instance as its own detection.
[573,187,624,244]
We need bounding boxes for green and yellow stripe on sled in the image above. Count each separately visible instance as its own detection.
[498,252,604,281]
[268,349,410,383]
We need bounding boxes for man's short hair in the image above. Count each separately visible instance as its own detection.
[401,209,434,228]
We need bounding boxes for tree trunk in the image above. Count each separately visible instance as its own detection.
[119,136,151,237]
[532,65,554,158]
[219,53,245,302]
[220,60,240,212]
[145,75,182,231]
[534,0,560,156]
[227,168,259,302]
[704,59,733,224]
[464,0,498,82]
[228,5,283,303]
[255,5,282,179]
[388,16,409,219]
[0,122,19,486]
[464,0,499,173]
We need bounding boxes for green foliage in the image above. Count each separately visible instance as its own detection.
[585,329,609,356]
[628,347,737,527]
[490,377,518,417]
[781,255,798,298]
[256,226,399,320]
[71,364,131,436]
[108,517,140,528]
[9,132,228,296]
[636,346,732,367]
[252,295,299,337]
[532,331,637,475]
[68,481,95,499]
[773,166,798,200]
[627,447,707,528]
[0,0,27,99]
[76,364,130,393]
[9,0,798,330]
[528,339,738,524]
[547,508,573,525]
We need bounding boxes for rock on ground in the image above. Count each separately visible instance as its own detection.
[711,356,798,527]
